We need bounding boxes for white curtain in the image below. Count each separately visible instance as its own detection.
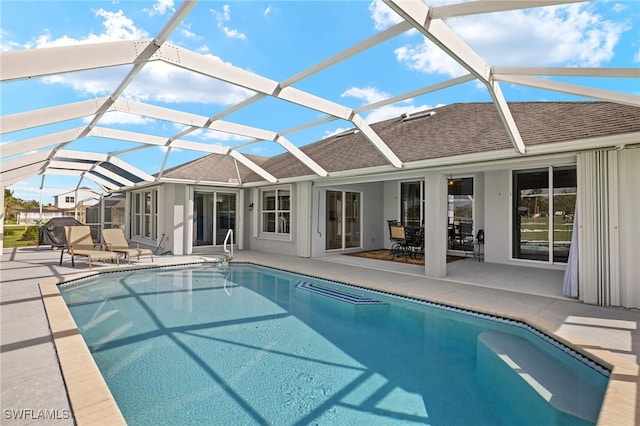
[562,202,579,298]
[576,150,620,306]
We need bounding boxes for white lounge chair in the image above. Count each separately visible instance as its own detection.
[64,226,120,269]
[102,228,154,264]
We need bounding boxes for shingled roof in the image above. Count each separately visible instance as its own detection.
[159,152,269,184]
[164,101,640,185]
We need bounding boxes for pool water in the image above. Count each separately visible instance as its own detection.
[60,264,608,425]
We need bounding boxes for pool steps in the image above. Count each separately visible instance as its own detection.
[477,330,603,425]
[295,281,387,305]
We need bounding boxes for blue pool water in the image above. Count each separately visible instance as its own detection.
[60,263,608,425]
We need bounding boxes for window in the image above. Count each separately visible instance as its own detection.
[65,196,74,203]
[132,188,159,240]
[261,188,290,234]
[513,166,576,263]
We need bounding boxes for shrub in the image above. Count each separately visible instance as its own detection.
[4,229,15,236]
[19,226,39,241]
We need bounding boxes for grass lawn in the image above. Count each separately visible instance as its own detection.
[3,225,38,248]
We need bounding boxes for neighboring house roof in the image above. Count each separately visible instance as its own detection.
[161,101,640,185]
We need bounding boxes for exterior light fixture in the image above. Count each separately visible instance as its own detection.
[249,202,254,212]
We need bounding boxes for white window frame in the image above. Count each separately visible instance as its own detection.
[259,186,292,239]
[131,187,159,242]
[510,164,577,265]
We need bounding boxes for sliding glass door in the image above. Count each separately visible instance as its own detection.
[193,191,236,247]
[512,166,576,262]
[326,190,361,250]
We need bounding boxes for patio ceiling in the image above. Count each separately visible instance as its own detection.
[1,0,638,195]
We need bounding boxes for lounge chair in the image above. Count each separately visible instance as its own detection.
[64,226,120,269]
[102,228,154,264]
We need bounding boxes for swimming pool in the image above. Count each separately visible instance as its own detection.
[60,263,608,425]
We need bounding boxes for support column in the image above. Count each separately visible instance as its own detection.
[296,182,312,258]
[424,173,448,278]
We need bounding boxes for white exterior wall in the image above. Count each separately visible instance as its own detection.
[55,189,100,209]
[424,173,448,277]
[473,173,485,240]
[162,183,187,256]
[296,182,312,258]
[484,170,511,263]
[382,180,400,249]
[17,211,64,224]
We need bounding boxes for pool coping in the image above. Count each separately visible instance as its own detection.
[39,261,639,426]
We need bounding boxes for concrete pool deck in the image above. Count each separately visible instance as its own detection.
[1,246,639,425]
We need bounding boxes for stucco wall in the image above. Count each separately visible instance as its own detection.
[483,170,511,264]
[382,180,400,250]
[162,183,187,256]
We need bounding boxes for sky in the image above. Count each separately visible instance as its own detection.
[1,0,639,204]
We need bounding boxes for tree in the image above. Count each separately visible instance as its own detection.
[4,189,18,222]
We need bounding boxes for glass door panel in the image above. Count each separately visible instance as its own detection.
[345,192,360,248]
[326,191,342,250]
[401,181,422,228]
[194,192,214,246]
[552,167,576,263]
[215,193,236,246]
[447,178,474,250]
[513,169,550,261]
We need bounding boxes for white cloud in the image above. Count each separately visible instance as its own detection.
[123,61,255,105]
[43,66,130,96]
[611,3,627,13]
[264,6,272,16]
[157,145,180,154]
[25,8,148,49]
[340,85,436,124]
[0,28,22,51]
[18,8,254,106]
[395,42,467,77]
[634,48,640,63]
[145,0,174,17]
[194,128,250,143]
[323,126,351,138]
[386,3,629,77]
[95,111,156,125]
[341,86,389,104]
[368,0,403,31]
[180,27,197,39]
[211,5,247,40]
